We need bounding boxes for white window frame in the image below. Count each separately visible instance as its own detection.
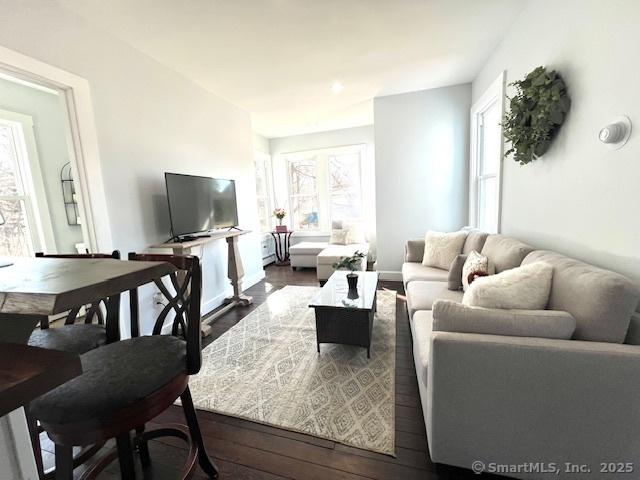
[469,71,506,233]
[253,150,275,233]
[0,109,57,254]
[0,44,112,252]
[283,144,366,232]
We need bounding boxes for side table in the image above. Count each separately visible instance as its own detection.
[270,230,293,266]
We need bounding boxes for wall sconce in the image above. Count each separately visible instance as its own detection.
[599,115,632,150]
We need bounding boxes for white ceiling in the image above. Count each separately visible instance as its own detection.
[59,0,526,138]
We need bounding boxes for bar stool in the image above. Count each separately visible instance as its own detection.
[29,254,218,479]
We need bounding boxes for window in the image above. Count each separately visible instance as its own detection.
[329,152,362,223]
[253,151,274,232]
[288,156,319,230]
[0,113,54,256]
[470,72,505,233]
[284,145,365,231]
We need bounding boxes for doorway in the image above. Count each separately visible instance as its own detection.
[0,76,87,255]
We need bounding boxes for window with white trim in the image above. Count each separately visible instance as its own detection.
[0,113,55,256]
[470,72,505,234]
[284,144,365,231]
[253,151,275,233]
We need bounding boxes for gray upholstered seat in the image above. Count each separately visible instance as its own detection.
[31,335,187,424]
[28,324,107,355]
[401,263,448,287]
[405,280,463,318]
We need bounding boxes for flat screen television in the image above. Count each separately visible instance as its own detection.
[165,172,239,237]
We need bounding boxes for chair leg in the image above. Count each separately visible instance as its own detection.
[115,432,136,479]
[54,444,73,480]
[135,425,151,467]
[26,413,45,479]
[180,386,219,479]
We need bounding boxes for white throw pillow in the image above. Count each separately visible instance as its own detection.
[462,261,553,310]
[462,250,495,291]
[344,221,366,244]
[422,230,468,270]
[329,229,348,245]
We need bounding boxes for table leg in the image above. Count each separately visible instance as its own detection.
[225,235,253,307]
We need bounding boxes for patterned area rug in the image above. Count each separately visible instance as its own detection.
[189,285,397,455]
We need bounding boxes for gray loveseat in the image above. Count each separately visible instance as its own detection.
[403,232,640,478]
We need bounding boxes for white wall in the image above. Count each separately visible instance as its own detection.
[0,0,264,331]
[374,84,471,275]
[269,125,376,250]
[0,77,84,253]
[473,0,640,284]
[252,132,270,154]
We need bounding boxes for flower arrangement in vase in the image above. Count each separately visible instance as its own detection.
[273,208,287,232]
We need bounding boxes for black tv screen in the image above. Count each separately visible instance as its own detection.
[165,173,239,236]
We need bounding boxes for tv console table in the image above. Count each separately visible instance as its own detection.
[151,229,253,336]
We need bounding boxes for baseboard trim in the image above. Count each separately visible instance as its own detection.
[377,271,403,282]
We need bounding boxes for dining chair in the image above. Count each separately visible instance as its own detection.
[27,251,122,479]
[28,251,122,354]
[29,253,218,479]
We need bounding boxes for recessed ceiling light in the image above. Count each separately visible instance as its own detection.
[330,82,344,94]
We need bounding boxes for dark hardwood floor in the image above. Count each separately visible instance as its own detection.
[41,264,494,479]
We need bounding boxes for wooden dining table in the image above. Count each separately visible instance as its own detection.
[0,256,176,479]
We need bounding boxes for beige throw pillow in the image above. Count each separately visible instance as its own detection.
[329,229,348,245]
[462,261,553,310]
[344,221,366,244]
[462,250,495,291]
[422,230,468,270]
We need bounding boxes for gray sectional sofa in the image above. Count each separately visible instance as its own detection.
[403,232,640,478]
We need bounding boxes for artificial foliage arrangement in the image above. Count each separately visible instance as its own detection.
[333,250,366,272]
[503,66,571,165]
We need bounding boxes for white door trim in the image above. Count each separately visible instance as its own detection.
[469,71,506,233]
[0,45,112,251]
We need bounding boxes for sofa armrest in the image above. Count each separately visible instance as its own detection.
[427,332,640,474]
[405,239,425,263]
[432,300,576,340]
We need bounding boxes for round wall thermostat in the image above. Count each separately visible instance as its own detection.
[599,115,632,149]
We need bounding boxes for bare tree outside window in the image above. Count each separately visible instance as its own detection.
[288,158,319,229]
[329,153,362,223]
[0,124,35,257]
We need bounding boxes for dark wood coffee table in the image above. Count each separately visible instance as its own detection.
[309,271,378,358]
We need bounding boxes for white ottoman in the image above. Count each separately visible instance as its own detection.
[289,242,328,269]
[316,243,370,281]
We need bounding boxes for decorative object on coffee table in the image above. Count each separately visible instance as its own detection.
[332,250,366,290]
[273,207,287,232]
[270,230,293,266]
[310,270,378,358]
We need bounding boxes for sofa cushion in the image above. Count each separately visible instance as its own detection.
[462,261,553,310]
[447,254,467,291]
[405,239,425,263]
[462,230,489,255]
[316,244,369,266]
[523,250,640,343]
[406,280,463,318]
[422,230,467,270]
[433,300,576,340]
[289,241,328,256]
[411,310,433,373]
[481,234,534,273]
[403,263,449,286]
